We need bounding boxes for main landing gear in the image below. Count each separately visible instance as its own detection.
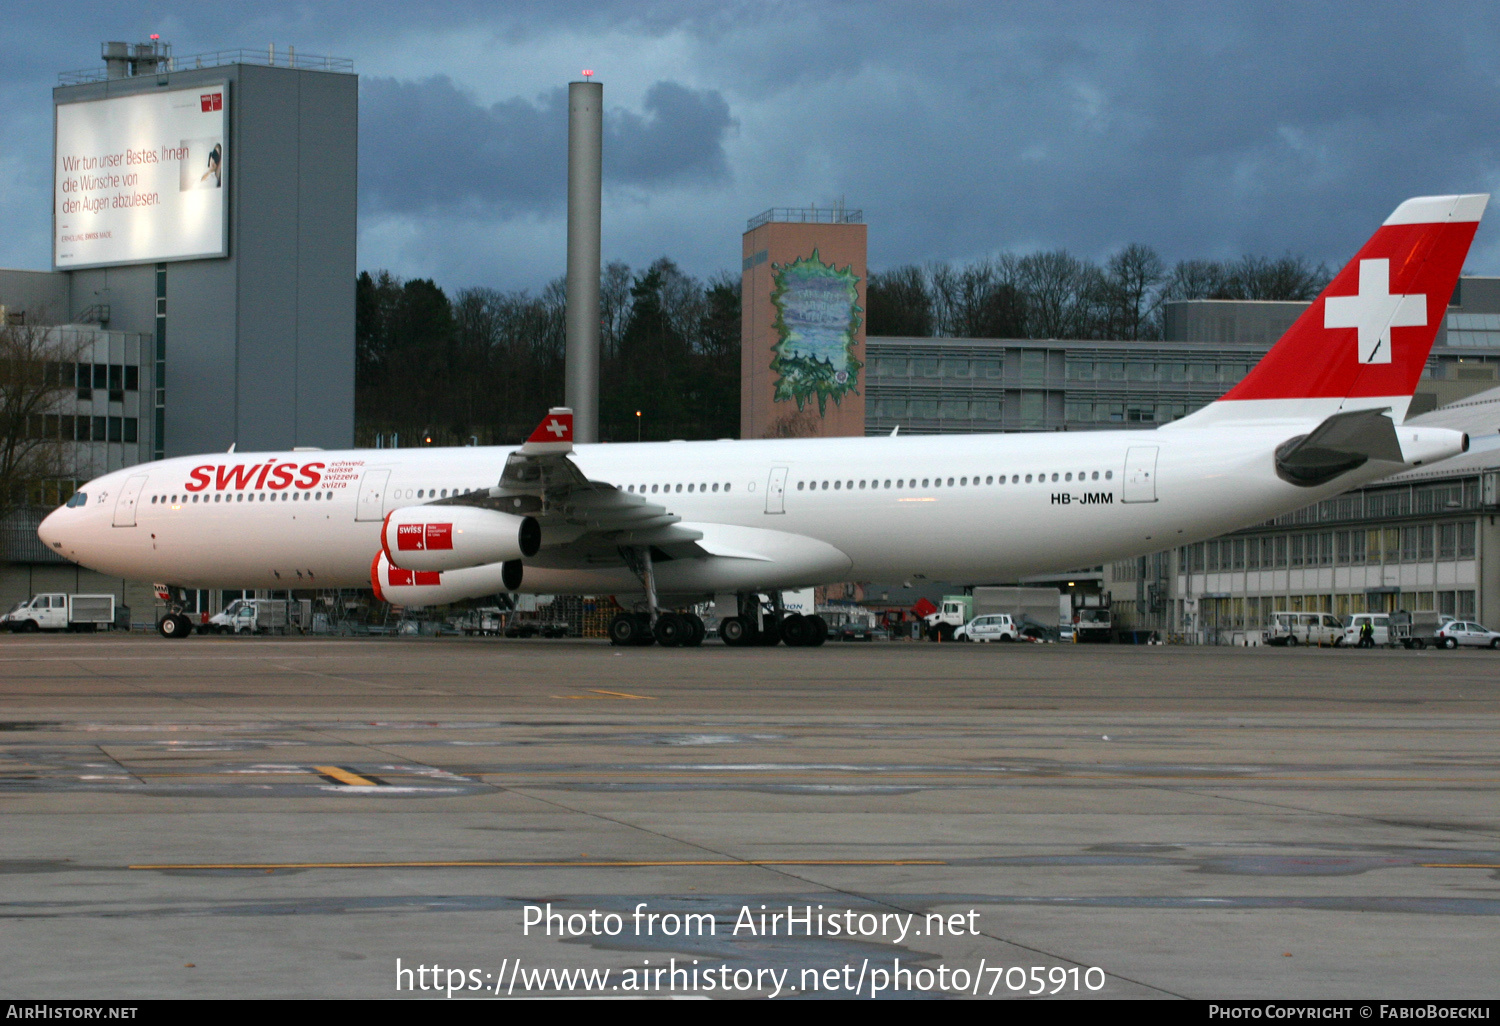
[607,610,706,648]
[719,594,827,649]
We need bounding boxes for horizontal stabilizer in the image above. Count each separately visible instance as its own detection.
[1275,408,1402,487]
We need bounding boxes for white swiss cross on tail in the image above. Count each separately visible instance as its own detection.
[1324,259,1426,365]
[521,407,574,455]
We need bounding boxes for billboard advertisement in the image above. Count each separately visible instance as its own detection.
[54,84,229,269]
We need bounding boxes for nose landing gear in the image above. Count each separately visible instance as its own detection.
[156,613,193,638]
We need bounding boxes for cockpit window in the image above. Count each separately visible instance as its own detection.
[65,492,88,508]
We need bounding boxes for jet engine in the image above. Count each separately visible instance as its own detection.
[370,550,523,607]
[381,505,540,572]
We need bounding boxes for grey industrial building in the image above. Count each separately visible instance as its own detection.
[864,287,1500,438]
[1,42,357,616]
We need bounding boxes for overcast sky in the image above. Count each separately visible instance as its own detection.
[7,1,1500,292]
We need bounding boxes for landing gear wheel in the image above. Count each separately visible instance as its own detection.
[757,615,783,646]
[653,612,688,648]
[719,615,753,647]
[681,613,706,648]
[158,614,192,639]
[805,614,828,647]
[780,614,808,647]
[608,612,640,646]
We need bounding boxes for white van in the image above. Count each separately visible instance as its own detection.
[1267,611,1344,646]
[956,614,1020,642]
[1342,613,1392,647]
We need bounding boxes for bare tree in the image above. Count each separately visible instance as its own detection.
[0,320,80,521]
[1103,243,1166,340]
[1018,250,1092,339]
[599,261,633,359]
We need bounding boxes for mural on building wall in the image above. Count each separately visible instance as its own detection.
[770,250,862,415]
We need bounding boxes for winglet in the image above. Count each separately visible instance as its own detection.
[521,407,574,455]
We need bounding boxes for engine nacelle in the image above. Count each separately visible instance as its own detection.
[370,551,523,607]
[381,505,540,572]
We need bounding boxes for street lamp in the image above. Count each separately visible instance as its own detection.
[636,410,642,442]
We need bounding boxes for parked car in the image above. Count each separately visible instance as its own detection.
[1433,621,1500,649]
[955,614,1021,642]
[838,621,873,641]
[1267,611,1344,646]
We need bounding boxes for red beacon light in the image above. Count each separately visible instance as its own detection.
[582,69,593,79]
[150,33,160,40]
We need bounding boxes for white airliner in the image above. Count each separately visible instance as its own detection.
[37,194,1486,646]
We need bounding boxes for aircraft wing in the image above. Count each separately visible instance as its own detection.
[431,408,703,565]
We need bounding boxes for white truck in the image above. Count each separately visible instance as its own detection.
[927,587,1060,642]
[2,593,116,633]
[1063,593,1114,643]
[203,598,290,635]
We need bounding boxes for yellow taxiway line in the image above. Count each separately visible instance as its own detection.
[313,765,379,786]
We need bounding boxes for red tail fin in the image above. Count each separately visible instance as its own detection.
[1179,194,1487,425]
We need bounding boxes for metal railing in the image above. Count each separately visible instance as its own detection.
[747,206,864,231]
[60,48,353,85]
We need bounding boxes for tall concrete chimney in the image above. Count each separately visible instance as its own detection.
[564,79,603,444]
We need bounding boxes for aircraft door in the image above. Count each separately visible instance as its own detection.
[764,466,788,514]
[1122,446,1159,503]
[355,469,391,522]
[112,474,148,527]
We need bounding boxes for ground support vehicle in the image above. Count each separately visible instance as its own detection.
[1063,593,1114,643]
[925,587,1059,642]
[1343,613,1394,648]
[456,607,505,636]
[203,599,290,635]
[1387,612,1452,649]
[1433,620,1500,649]
[1,593,115,633]
[955,614,1021,642]
[1267,611,1344,646]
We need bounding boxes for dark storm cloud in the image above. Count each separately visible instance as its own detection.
[359,75,732,216]
[5,1,1500,286]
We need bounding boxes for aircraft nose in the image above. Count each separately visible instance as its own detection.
[36,506,69,555]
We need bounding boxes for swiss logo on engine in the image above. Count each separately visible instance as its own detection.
[397,523,453,551]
